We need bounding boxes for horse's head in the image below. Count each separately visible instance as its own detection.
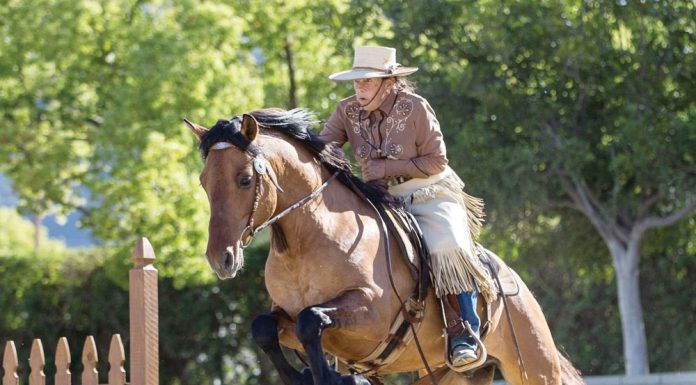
[186,114,281,279]
[187,108,394,279]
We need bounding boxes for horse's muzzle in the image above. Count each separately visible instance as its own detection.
[208,245,244,279]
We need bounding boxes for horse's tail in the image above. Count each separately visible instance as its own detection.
[558,349,585,385]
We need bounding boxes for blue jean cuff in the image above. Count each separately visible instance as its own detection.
[451,335,476,350]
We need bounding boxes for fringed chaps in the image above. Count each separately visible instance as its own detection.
[389,168,497,303]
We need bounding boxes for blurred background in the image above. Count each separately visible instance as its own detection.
[1,0,694,384]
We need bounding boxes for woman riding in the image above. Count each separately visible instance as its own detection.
[320,45,497,367]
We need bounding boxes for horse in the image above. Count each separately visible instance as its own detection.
[185,108,584,385]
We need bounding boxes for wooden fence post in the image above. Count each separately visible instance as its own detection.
[129,237,159,385]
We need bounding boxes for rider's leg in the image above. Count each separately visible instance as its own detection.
[450,288,480,365]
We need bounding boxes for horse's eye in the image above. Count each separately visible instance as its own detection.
[238,176,253,188]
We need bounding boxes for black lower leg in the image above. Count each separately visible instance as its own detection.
[296,306,370,385]
[252,312,309,385]
[296,307,335,384]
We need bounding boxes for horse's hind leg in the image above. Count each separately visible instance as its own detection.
[494,286,562,385]
[252,311,312,385]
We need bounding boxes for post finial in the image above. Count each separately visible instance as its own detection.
[132,237,156,266]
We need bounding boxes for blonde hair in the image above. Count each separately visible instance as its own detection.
[394,77,417,93]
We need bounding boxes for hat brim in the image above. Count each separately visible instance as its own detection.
[328,67,418,82]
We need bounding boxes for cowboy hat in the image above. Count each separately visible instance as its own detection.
[329,46,418,82]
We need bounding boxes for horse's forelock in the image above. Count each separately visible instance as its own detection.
[199,116,255,159]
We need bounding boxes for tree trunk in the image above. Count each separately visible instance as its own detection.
[33,212,42,252]
[284,36,297,109]
[607,238,649,375]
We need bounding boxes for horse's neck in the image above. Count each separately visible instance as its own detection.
[272,166,368,251]
[264,136,384,274]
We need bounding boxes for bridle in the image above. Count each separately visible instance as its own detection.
[234,151,340,249]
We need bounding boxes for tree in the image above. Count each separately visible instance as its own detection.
[0,0,265,284]
[0,208,67,258]
[0,0,96,250]
[384,0,696,374]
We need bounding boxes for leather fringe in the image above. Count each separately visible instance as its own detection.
[430,247,498,302]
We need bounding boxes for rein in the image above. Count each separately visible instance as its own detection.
[239,153,339,249]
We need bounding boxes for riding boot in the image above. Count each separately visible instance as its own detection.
[449,289,480,366]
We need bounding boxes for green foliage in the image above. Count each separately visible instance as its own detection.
[0,0,264,285]
[642,219,696,371]
[238,0,391,115]
[0,0,390,287]
[0,208,67,257]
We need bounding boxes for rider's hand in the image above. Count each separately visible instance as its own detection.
[361,159,386,182]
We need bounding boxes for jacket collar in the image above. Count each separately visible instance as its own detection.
[377,89,398,116]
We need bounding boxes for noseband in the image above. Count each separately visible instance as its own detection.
[238,153,339,249]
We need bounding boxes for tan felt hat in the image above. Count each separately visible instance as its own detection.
[329,46,418,82]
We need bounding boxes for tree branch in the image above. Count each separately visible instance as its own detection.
[634,196,696,237]
[517,200,579,223]
[542,121,563,149]
[558,171,632,246]
[637,193,661,218]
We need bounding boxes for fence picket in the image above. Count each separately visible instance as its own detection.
[2,341,19,385]
[81,336,98,385]
[28,339,45,385]
[107,334,126,385]
[55,337,71,385]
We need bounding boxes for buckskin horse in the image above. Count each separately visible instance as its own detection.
[186,109,583,385]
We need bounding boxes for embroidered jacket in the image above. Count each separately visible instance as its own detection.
[320,90,448,180]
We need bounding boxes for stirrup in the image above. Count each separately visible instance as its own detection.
[443,321,487,373]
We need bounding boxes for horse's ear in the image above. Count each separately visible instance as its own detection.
[184,119,208,141]
[241,114,259,142]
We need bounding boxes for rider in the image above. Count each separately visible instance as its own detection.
[320,45,498,367]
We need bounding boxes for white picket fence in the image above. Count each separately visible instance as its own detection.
[2,237,159,385]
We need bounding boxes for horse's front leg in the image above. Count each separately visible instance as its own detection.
[252,310,313,385]
[296,291,374,385]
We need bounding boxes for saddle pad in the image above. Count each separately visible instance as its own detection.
[478,246,520,297]
[382,207,419,276]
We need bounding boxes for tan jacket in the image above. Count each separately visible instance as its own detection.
[320,90,448,179]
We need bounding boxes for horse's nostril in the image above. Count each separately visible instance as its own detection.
[224,250,233,269]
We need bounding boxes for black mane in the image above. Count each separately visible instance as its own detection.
[198,108,397,206]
